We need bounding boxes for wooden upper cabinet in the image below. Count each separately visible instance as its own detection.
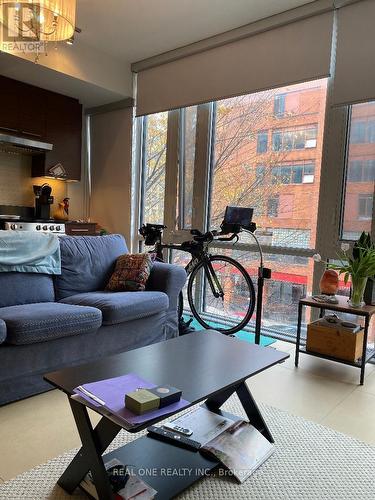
[19,86,47,139]
[0,75,82,181]
[32,93,82,181]
[0,76,24,133]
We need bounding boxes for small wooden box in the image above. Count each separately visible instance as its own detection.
[306,319,364,362]
[65,222,97,236]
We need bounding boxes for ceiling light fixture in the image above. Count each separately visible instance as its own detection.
[0,0,77,61]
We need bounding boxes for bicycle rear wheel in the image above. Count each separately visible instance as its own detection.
[187,255,255,335]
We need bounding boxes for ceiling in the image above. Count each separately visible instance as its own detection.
[0,0,318,106]
[76,0,316,64]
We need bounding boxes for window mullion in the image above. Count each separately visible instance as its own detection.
[315,109,349,254]
[163,109,180,240]
[191,103,213,232]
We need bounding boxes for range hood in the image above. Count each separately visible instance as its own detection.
[0,133,53,155]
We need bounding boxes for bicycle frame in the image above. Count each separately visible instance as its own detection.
[152,240,225,299]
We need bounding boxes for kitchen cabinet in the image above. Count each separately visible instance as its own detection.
[32,93,82,180]
[0,75,82,181]
[0,76,22,133]
[19,86,47,139]
[0,76,47,138]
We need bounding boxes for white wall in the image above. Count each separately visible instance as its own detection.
[89,108,133,242]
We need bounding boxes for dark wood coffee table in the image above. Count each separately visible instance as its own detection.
[45,330,289,499]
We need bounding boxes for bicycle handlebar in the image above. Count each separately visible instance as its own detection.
[140,220,256,247]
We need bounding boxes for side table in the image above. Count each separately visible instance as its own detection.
[295,295,375,385]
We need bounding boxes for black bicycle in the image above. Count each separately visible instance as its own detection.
[139,207,257,335]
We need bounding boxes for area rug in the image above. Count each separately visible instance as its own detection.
[184,316,275,347]
[1,396,374,500]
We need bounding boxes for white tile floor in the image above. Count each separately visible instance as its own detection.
[0,340,374,481]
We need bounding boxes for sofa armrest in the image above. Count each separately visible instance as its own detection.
[146,262,187,339]
[0,319,6,345]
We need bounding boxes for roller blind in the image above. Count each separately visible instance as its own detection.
[136,11,334,116]
[332,0,375,107]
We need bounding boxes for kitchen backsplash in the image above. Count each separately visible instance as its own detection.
[0,152,67,214]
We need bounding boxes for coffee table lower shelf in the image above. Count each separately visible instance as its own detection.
[98,407,245,499]
[78,407,244,499]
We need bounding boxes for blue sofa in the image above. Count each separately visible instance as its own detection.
[0,234,186,405]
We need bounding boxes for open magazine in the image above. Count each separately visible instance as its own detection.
[202,419,275,482]
[80,458,157,500]
[156,407,275,483]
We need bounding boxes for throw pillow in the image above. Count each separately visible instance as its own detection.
[105,253,154,292]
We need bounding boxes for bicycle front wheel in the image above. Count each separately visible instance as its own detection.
[187,255,255,335]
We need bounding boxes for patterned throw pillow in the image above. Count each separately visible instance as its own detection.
[105,253,154,292]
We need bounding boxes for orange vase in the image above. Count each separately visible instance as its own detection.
[319,269,339,295]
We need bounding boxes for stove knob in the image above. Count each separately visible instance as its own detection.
[42,225,48,231]
[10,224,17,230]
[55,226,61,231]
[50,225,55,231]
[36,225,41,231]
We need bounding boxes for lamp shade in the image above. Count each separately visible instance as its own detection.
[0,0,76,41]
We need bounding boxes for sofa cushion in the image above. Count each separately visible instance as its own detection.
[55,234,128,300]
[0,319,6,344]
[0,303,102,345]
[60,291,169,326]
[0,272,55,308]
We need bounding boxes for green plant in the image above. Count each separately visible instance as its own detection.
[312,232,375,306]
[328,232,375,285]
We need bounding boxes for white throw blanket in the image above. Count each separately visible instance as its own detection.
[0,231,61,274]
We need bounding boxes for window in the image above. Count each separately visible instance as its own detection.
[351,121,367,143]
[272,163,315,184]
[351,118,375,144]
[209,80,326,247]
[341,101,375,240]
[274,94,286,117]
[138,79,328,338]
[256,165,266,184]
[368,121,375,143]
[272,126,318,151]
[272,131,282,151]
[267,196,279,217]
[141,112,168,224]
[257,131,268,153]
[347,160,375,182]
[359,194,373,220]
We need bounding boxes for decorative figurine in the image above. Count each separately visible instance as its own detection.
[53,197,70,221]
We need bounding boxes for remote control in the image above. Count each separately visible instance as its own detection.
[163,422,193,436]
[147,425,201,451]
